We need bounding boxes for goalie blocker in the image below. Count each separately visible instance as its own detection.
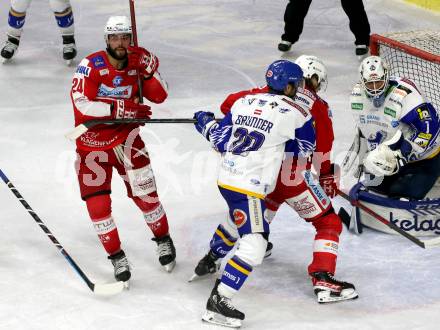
[349,182,440,236]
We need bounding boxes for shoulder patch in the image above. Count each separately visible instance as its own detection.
[91,55,106,68]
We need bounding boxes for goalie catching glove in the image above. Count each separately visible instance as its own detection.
[363,130,415,176]
[111,99,152,119]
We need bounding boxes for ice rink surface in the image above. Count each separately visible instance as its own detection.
[0,0,439,329]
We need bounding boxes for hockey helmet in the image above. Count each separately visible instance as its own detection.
[266,60,303,92]
[359,56,389,97]
[104,16,132,40]
[295,55,328,92]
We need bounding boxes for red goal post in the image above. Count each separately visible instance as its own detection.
[370,31,440,111]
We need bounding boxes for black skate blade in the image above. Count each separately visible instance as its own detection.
[202,310,242,328]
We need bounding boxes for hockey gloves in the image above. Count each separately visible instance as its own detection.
[128,46,159,78]
[319,163,340,198]
[193,111,217,139]
[111,99,152,120]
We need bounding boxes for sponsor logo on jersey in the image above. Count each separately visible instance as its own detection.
[91,55,106,68]
[393,88,407,97]
[388,97,403,107]
[97,84,132,98]
[390,213,440,235]
[384,107,396,117]
[128,70,137,76]
[233,209,247,228]
[292,196,317,215]
[258,100,267,107]
[414,132,432,147]
[281,98,308,117]
[295,95,311,105]
[417,108,432,121]
[269,101,278,109]
[360,115,366,124]
[99,69,109,76]
[254,109,262,115]
[250,178,260,186]
[76,65,90,77]
[113,75,123,87]
[351,103,363,110]
[391,120,400,128]
[247,98,256,105]
[279,108,291,113]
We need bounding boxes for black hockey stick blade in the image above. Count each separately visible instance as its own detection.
[338,207,351,230]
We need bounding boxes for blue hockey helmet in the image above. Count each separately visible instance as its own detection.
[266,60,304,92]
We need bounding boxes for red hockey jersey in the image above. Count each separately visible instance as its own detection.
[71,50,168,151]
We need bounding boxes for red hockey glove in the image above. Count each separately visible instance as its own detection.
[128,46,159,77]
[319,163,340,198]
[111,99,151,119]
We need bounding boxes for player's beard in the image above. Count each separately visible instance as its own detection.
[107,45,128,61]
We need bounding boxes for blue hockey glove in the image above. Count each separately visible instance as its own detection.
[193,111,216,139]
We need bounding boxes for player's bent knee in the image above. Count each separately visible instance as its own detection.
[235,233,268,267]
[312,212,343,236]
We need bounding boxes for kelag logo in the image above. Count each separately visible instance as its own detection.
[389,212,440,234]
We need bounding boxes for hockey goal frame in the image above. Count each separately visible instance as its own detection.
[370,33,440,64]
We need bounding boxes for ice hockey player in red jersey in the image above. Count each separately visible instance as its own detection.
[70,16,176,285]
[193,55,358,304]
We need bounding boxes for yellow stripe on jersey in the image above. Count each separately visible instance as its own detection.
[215,229,235,247]
[217,182,265,200]
[228,259,251,276]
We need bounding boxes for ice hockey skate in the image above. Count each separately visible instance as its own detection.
[108,250,131,288]
[188,250,220,282]
[311,271,358,303]
[202,280,245,328]
[62,35,77,66]
[1,35,19,63]
[152,235,176,272]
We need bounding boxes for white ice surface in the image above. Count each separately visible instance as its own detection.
[0,1,439,329]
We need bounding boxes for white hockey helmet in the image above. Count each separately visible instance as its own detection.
[359,56,389,97]
[104,16,132,40]
[295,55,328,92]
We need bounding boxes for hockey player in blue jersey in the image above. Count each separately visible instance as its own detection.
[192,60,317,328]
[343,55,440,234]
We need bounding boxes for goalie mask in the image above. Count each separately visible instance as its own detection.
[359,56,389,98]
[295,55,328,92]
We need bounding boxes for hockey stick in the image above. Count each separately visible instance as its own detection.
[129,0,144,103]
[0,169,125,294]
[65,118,221,140]
[336,188,440,249]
